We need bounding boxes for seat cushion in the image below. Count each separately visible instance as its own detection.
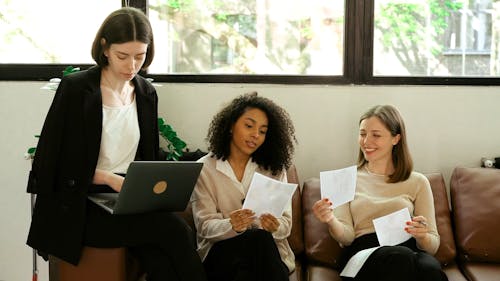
[461,262,500,281]
[305,265,343,281]
[58,247,126,281]
[442,264,469,281]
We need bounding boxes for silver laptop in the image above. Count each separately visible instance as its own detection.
[88,161,203,215]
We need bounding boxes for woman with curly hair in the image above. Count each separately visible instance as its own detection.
[190,91,297,281]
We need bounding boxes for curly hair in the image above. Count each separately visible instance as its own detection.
[206,92,297,175]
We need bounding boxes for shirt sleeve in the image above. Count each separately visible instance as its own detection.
[191,165,239,243]
[27,78,70,194]
[414,174,440,254]
[332,203,356,246]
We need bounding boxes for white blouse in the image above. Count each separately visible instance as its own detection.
[191,154,295,272]
[96,98,140,174]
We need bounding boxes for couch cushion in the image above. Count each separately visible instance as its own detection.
[302,178,343,268]
[287,164,305,256]
[461,262,500,281]
[450,167,500,263]
[442,264,469,281]
[306,265,343,281]
[425,173,457,266]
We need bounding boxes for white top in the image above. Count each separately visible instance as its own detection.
[96,98,140,173]
[190,153,295,272]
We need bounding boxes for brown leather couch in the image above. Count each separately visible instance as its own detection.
[300,172,470,281]
[48,166,500,281]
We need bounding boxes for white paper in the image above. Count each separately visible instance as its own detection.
[320,165,357,208]
[340,246,381,277]
[373,207,412,246]
[242,172,298,217]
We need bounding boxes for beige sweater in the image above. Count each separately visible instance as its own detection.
[190,154,295,272]
[332,167,440,255]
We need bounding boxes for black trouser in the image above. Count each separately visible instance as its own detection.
[203,228,289,281]
[341,233,447,281]
[84,201,206,281]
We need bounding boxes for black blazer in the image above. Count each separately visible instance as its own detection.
[26,66,160,265]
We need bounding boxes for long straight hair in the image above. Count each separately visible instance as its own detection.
[357,105,413,183]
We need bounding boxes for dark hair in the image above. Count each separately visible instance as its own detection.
[207,92,297,175]
[357,105,413,183]
[91,7,154,69]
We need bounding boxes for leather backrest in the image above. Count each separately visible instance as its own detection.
[425,173,457,266]
[450,167,500,263]
[302,177,343,268]
[287,164,305,255]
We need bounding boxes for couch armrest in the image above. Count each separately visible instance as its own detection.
[287,164,305,256]
[425,173,457,266]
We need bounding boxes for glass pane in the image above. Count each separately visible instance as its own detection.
[374,0,500,77]
[148,0,344,75]
[0,0,121,64]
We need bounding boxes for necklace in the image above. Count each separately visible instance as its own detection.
[101,73,134,106]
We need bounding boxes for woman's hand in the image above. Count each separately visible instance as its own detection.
[260,213,280,233]
[229,209,255,233]
[312,198,335,223]
[405,215,429,240]
[92,169,124,192]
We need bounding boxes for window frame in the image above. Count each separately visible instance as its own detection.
[1,0,500,85]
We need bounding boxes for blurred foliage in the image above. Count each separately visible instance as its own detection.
[376,0,463,72]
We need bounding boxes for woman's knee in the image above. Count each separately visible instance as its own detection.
[241,228,274,245]
[415,252,446,280]
[373,246,417,270]
[357,246,418,281]
[377,245,415,259]
[147,212,196,248]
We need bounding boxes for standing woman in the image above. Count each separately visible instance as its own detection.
[191,92,297,281]
[312,105,447,281]
[26,7,206,281]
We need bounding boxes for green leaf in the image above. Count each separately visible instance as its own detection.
[158,118,165,126]
[158,117,187,161]
[62,66,80,77]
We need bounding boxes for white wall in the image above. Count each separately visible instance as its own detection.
[2,81,499,280]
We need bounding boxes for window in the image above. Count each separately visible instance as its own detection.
[2,0,500,85]
[373,0,500,78]
[147,0,344,76]
[0,0,120,64]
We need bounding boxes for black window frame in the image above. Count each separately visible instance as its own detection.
[1,0,500,85]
